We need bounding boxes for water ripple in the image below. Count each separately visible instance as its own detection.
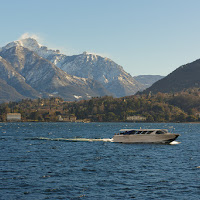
[0,122,200,199]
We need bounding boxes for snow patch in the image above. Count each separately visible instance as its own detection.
[52,92,58,95]
[103,75,109,83]
[82,51,107,58]
[3,41,18,50]
[87,94,92,98]
[81,78,87,82]
[74,95,82,99]
[118,76,124,81]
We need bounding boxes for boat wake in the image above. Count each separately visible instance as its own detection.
[32,137,114,142]
[169,141,181,145]
[28,137,180,144]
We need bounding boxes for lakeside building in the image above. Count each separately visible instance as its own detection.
[7,113,21,122]
[58,115,77,122]
[126,115,146,122]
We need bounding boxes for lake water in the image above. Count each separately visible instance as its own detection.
[0,122,200,200]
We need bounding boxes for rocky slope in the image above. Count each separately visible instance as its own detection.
[0,44,111,102]
[0,55,41,100]
[0,78,26,102]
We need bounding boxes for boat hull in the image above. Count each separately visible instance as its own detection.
[112,134,179,144]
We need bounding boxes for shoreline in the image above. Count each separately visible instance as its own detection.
[1,121,200,124]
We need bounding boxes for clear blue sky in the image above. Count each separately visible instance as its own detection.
[1,0,200,76]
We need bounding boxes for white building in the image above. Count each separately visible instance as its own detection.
[126,115,146,122]
[7,113,21,121]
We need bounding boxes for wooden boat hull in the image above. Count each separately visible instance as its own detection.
[113,134,179,144]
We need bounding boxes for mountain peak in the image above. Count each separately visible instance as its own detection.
[2,37,41,51]
[83,51,88,55]
[19,37,41,49]
[80,51,100,62]
[82,51,104,58]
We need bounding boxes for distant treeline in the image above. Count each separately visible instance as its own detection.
[1,88,200,122]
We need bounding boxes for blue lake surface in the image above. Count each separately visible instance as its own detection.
[0,122,200,200]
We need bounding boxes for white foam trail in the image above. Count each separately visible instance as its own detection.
[37,137,113,142]
[169,141,181,145]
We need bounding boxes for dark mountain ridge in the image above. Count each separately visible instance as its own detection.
[142,59,200,94]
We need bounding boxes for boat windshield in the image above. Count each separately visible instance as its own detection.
[124,130,136,134]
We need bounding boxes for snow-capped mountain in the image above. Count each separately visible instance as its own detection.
[2,38,66,67]
[0,43,111,102]
[10,38,144,97]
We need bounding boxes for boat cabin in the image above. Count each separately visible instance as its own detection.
[119,129,168,135]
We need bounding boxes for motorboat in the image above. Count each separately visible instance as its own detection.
[113,129,180,144]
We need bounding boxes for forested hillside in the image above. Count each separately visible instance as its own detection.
[142,59,200,94]
[1,88,200,122]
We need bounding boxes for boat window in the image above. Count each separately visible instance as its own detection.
[129,130,136,134]
[122,130,136,135]
[156,130,164,134]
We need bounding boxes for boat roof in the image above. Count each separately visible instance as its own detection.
[120,129,168,132]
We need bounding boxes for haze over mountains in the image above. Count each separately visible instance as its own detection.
[0,38,148,103]
[134,75,164,89]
